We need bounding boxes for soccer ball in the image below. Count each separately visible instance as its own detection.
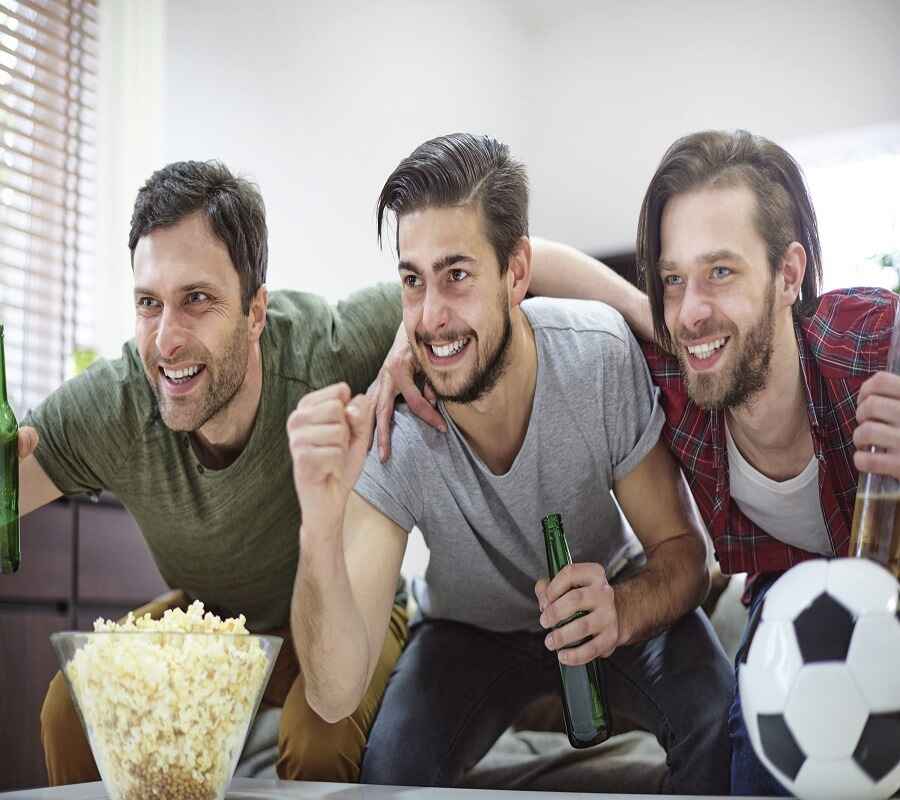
[739,558,900,799]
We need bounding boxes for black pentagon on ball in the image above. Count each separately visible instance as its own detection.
[759,713,806,781]
[854,711,900,783]
[793,592,855,663]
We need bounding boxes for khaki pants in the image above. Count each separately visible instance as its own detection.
[40,590,408,785]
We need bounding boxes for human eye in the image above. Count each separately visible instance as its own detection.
[135,296,160,311]
[711,265,732,279]
[187,291,209,304]
[662,274,683,288]
[401,273,422,289]
[448,268,469,283]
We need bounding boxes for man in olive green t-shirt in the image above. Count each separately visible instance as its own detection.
[16,160,407,785]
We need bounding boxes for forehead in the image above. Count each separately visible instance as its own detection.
[659,185,766,268]
[397,204,489,261]
[132,212,238,291]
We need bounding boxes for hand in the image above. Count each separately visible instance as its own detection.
[287,383,374,533]
[367,323,445,462]
[17,426,38,459]
[535,562,619,665]
[854,371,900,479]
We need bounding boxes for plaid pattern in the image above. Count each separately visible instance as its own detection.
[642,288,898,577]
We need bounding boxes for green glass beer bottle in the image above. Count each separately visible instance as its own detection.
[542,512,610,748]
[0,324,20,574]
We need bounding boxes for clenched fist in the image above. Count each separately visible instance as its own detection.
[287,383,375,533]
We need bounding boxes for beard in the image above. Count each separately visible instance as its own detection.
[416,303,513,405]
[677,280,776,410]
[146,320,250,432]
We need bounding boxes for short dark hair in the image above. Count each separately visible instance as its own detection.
[376,133,528,273]
[128,160,268,314]
[637,130,823,350]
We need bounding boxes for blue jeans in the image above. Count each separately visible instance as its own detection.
[729,572,791,797]
[360,609,734,794]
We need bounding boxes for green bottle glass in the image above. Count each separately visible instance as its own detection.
[542,512,610,748]
[0,324,20,574]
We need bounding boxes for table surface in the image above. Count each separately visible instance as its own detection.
[0,777,766,800]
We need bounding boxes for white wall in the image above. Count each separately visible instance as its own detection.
[97,1,900,348]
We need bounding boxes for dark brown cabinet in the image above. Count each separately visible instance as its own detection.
[0,495,167,791]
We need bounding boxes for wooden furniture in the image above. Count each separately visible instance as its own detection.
[0,495,167,792]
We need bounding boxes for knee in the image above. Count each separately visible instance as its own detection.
[278,708,366,782]
[40,671,78,739]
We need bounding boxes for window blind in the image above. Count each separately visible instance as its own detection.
[0,0,97,416]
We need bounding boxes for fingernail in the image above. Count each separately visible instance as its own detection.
[539,614,547,628]
[544,634,553,650]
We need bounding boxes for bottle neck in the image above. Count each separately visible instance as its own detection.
[0,329,7,405]
[542,515,573,577]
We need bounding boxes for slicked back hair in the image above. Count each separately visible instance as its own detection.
[129,160,267,314]
[376,133,528,274]
[637,130,822,350]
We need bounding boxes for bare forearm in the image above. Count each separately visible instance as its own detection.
[530,237,653,340]
[613,533,709,647]
[290,525,372,723]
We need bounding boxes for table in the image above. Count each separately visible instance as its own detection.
[0,777,762,799]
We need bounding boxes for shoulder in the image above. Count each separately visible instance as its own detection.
[522,296,632,351]
[801,288,898,376]
[263,286,401,388]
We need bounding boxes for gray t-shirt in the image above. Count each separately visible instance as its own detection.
[355,297,665,633]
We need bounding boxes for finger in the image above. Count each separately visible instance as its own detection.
[854,448,900,481]
[534,578,549,610]
[292,423,350,450]
[289,398,350,430]
[404,391,446,433]
[554,626,618,665]
[543,607,592,650]
[856,392,900,428]
[347,394,375,454]
[540,586,592,630]
[17,426,38,459]
[858,371,900,406]
[544,562,608,605]
[297,382,352,410]
[853,420,900,453]
[375,376,397,463]
[424,381,437,406]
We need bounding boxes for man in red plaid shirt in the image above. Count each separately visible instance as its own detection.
[374,129,899,796]
[523,130,900,796]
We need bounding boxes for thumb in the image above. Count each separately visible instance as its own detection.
[346,394,375,461]
[17,426,39,459]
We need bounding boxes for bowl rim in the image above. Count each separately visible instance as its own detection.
[50,630,284,643]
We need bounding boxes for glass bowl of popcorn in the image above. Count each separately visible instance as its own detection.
[51,602,281,800]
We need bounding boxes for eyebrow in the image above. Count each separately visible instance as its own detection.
[133,282,218,297]
[398,253,474,275]
[657,249,746,271]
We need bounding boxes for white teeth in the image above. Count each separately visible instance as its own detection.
[687,337,727,359]
[163,365,201,380]
[431,338,467,357]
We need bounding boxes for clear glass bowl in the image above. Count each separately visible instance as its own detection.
[51,630,281,800]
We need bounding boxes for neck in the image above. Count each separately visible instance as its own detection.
[726,314,812,476]
[445,308,536,474]
[191,341,263,469]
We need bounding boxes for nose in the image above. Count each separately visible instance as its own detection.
[155,306,186,360]
[677,280,713,334]
[420,285,449,335]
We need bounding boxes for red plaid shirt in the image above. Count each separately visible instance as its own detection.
[642,288,898,578]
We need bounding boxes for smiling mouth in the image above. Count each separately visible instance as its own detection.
[159,364,206,385]
[685,337,729,361]
[428,337,470,358]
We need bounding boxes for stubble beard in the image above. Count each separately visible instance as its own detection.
[416,303,513,406]
[679,280,777,411]
[150,320,250,432]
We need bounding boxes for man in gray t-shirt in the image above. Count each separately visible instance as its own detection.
[288,134,733,794]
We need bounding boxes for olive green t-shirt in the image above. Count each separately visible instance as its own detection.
[25,285,402,632]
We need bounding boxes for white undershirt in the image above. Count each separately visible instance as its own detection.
[725,420,833,556]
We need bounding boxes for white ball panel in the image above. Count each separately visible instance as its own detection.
[763,560,830,622]
[785,664,869,759]
[743,619,803,712]
[793,757,878,800]
[827,558,898,616]
[847,614,900,713]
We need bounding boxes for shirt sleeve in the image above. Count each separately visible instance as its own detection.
[353,412,423,533]
[329,283,403,395]
[602,328,665,482]
[22,346,146,496]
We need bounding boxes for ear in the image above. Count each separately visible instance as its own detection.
[506,236,532,308]
[248,285,268,341]
[779,242,806,309]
